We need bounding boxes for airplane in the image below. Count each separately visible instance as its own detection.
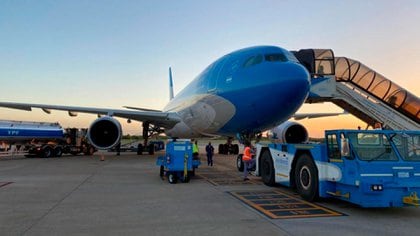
[0,45,340,151]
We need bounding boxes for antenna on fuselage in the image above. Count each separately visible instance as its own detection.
[169,67,174,100]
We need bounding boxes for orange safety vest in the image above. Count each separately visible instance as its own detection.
[242,147,252,162]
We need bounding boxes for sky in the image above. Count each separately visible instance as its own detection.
[0,0,419,137]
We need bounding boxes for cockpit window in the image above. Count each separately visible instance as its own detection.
[243,55,263,68]
[265,53,288,62]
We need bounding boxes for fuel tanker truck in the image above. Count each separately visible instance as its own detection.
[0,119,95,157]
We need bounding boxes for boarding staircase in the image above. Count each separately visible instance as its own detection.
[293,49,420,130]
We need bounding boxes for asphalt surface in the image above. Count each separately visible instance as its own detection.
[1,151,419,236]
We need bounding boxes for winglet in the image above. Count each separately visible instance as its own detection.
[169,67,174,100]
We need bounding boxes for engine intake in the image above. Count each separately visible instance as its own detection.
[268,121,308,143]
[87,116,122,149]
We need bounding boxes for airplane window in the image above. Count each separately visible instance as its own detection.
[243,55,263,68]
[265,53,288,62]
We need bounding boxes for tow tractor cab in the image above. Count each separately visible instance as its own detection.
[255,129,420,207]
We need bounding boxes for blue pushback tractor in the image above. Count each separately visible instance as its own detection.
[252,129,420,207]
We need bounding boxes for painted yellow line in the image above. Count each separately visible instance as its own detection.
[231,190,344,219]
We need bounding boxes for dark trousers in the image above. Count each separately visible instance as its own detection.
[243,159,256,178]
[207,154,213,166]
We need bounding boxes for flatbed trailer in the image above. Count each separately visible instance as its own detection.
[253,129,420,207]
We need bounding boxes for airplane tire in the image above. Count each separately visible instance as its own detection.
[225,144,231,154]
[295,153,319,201]
[148,144,155,155]
[233,144,239,155]
[168,173,177,184]
[137,144,143,155]
[236,154,244,172]
[218,144,225,154]
[261,150,275,186]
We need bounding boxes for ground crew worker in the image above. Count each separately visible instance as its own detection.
[242,141,255,181]
[192,140,199,160]
[205,142,214,166]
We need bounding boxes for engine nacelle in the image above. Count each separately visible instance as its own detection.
[87,116,122,150]
[268,121,308,144]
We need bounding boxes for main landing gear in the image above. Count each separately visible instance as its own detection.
[218,137,239,155]
[137,121,164,155]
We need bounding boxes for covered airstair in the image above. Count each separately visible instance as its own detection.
[293,49,419,130]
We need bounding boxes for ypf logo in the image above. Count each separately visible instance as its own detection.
[8,130,19,136]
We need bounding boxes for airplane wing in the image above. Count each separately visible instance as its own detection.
[292,110,348,120]
[0,101,181,128]
[122,106,162,112]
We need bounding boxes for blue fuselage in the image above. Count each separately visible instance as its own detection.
[163,46,310,138]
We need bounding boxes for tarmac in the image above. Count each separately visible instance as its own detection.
[1,151,420,236]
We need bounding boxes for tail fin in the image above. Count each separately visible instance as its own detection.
[169,67,174,100]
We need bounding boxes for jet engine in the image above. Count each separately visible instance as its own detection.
[87,116,122,149]
[268,121,308,143]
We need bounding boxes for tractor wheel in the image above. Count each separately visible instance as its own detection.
[181,174,190,183]
[295,154,319,201]
[261,150,275,186]
[236,154,244,172]
[168,173,177,184]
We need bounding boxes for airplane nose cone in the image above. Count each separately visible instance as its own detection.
[250,62,310,128]
[259,62,310,100]
[279,62,310,101]
[279,62,311,94]
[218,61,311,135]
